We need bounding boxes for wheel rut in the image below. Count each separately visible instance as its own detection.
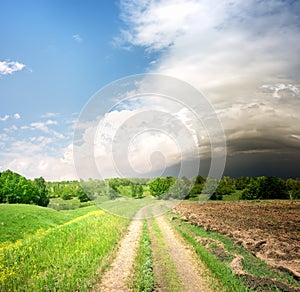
[152,215,211,292]
[93,203,211,291]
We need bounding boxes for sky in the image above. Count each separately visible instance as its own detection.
[1,0,300,181]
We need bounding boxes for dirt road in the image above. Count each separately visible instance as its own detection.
[93,202,210,291]
[151,215,210,291]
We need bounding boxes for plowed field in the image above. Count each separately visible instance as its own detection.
[173,201,300,280]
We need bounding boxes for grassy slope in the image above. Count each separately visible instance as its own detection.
[0,204,98,243]
[0,210,129,291]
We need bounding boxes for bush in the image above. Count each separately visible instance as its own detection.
[241,176,288,200]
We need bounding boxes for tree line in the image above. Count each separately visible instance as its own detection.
[0,169,299,207]
[0,170,49,206]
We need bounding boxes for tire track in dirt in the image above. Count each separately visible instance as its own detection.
[93,218,143,292]
[93,202,210,291]
[152,215,211,292]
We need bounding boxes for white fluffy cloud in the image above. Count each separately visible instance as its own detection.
[119,0,300,92]
[0,60,25,75]
[0,115,9,121]
[0,114,76,180]
[118,0,300,163]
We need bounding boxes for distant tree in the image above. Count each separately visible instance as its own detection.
[131,183,137,198]
[61,187,73,200]
[195,175,205,184]
[210,176,235,200]
[149,177,172,198]
[0,170,49,206]
[210,191,223,200]
[211,184,233,200]
[136,184,144,199]
[188,184,203,198]
[202,177,218,197]
[77,187,90,202]
[241,176,288,200]
[241,179,259,200]
[286,178,300,199]
[131,183,144,199]
[107,180,119,200]
[234,176,253,190]
[258,176,288,199]
[34,177,49,206]
[170,179,190,199]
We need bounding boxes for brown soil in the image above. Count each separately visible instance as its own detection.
[92,219,143,292]
[173,201,300,281]
[151,215,211,292]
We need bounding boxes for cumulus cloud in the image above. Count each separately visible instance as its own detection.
[73,84,223,180]
[0,115,9,121]
[30,119,58,133]
[117,0,300,177]
[0,60,25,75]
[0,114,75,180]
[118,0,300,93]
[14,113,20,119]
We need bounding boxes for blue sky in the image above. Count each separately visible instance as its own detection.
[1,0,300,180]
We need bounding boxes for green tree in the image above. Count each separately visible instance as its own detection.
[0,170,49,206]
[286,178,300,199]
[107,180,119,200]
[241,179,259,200]
[136,184,143,199]
[188,184,203,198]
[149,177,172,198]
[241,176,288,200]
[257,176,288,199]
[211,176,235,200]
[77,187,91,202]
[131,183,144,199]
[234,176,252,190]
[131,183,137,198]
[34,177,49,206]
[61,187,73,200]
[202,177,218,196]
[170,179,190,199]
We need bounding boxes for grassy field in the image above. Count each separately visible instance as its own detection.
[48,197,95,210]
[0,204,100,243]
[0,202,143,291]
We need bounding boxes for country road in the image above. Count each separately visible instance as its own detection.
[93,202,211,291]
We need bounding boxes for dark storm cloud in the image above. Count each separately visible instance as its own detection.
[116,0,300,178]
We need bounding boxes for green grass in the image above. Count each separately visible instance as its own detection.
[0,204,99,243]
[48,197,95,210]
[0,209,130,291]
[150,218,182,292]
[170,215,300,291]
[187,191,242,202]
[117,185,134,198]
[130,220,154,291]
[222,190,242,201]
[99,198,157,218]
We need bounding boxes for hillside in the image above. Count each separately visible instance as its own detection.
[0,204,98,243]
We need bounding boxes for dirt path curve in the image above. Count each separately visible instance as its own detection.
[93,221,142,291]
[155,215,211,292]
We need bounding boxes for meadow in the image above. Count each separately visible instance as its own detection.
[0,202,142,291]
